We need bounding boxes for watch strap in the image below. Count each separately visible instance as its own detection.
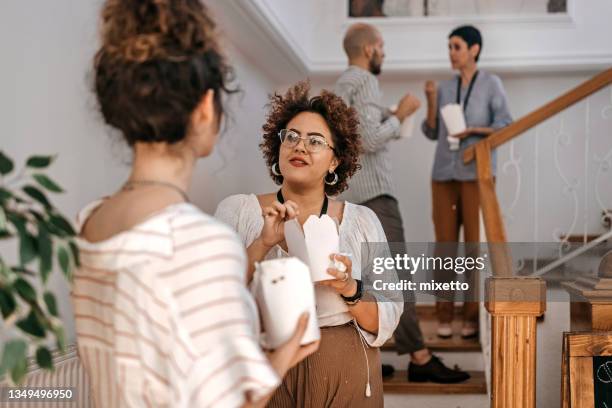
[341,279,363,304]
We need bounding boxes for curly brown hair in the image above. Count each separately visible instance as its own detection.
[260,81,362,196]
[94,0,236,145]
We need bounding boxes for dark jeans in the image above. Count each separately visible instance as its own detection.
[360,195,426,355]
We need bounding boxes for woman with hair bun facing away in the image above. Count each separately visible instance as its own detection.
[72,1,318,407]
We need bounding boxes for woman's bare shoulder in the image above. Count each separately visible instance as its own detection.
[80,191,182,243]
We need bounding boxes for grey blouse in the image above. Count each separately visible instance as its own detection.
[422,70,512,181]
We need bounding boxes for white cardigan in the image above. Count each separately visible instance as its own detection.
[215,194,403,347]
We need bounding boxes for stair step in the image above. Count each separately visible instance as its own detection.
[381,350,484,372]
[384,394,489,408]
[382,334,480,353]
[383,370,487,395]
[382,305,481,352]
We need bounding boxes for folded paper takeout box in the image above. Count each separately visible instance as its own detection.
[284,215,339,282]
[253,257,320,348]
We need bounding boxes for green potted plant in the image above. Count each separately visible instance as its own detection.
[0,151,78,384]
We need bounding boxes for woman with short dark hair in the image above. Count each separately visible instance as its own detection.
[216,81,402,407]
[422,25,513,339]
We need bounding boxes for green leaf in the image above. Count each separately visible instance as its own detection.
[29,210,45,223]
[7,212,37,265]
[14,277,36,303]
[26,155,55,169]
[0,188,12,205]
[32,174,63,193]
[0,151,14,176]
[33,211,62,237]
[0,339,27,378]
[6,210,25,232]
[0,288,16,318]
[58,247,70,279]
[11,266,35,277]
[37,227,53,283]
[20,231,37,266]
[23,185,52,209]
[43,291,58,317]
[16,309,46,338]
[48,213,75,236]
[0,262,16,283]
[0,207,6,231]
[53,325,66,352]
[11,357,28,384]
[35,346,53,370]
[69,241,80,267]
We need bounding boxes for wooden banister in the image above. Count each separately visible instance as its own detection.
[469,69,611,407]
[474,137,547,407]
[464,67,612,164]
[475,142,513,278]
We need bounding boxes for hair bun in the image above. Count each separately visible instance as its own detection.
[100,0,218,63]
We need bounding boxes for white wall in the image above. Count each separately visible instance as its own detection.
[0,0,122,343]
[191,45,279,214]
[306,0,612,73]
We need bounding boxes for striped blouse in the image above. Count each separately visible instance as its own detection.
[72,201,279,408]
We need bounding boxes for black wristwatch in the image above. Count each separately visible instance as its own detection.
[341,279,363,305]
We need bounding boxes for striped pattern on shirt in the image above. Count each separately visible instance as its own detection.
[72,201,279,408]
[334,65,401,203]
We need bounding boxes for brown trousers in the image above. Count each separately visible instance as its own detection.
[431,180,480,324]
[267,323,383,408]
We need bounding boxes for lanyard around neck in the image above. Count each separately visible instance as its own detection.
[456,70,479,111]
[276,189,328,216]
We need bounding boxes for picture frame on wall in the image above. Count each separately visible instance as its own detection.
[348,0,568,18]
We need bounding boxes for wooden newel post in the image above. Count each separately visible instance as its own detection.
[487,278,546,408]
[475,142,547,407]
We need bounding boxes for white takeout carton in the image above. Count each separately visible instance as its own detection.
[440,103,467,135]
[390,104,415,139]
[284,215,339,282]
[440,103,466,151]
[253,257,320,348]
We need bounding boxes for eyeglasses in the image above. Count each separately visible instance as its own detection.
[278,129,336,154]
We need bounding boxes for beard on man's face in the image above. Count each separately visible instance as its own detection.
[369,55,382,76]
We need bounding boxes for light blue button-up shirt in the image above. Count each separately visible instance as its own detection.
[422,70,513,181]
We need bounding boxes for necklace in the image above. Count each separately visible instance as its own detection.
[122,180,190,203]
[276,189,328,216]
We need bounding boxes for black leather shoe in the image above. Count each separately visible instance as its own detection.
[408,355,470,383]
[382,364,395,378]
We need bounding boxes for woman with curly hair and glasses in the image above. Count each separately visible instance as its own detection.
[215,81,402,407]
[73,1,318,407]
